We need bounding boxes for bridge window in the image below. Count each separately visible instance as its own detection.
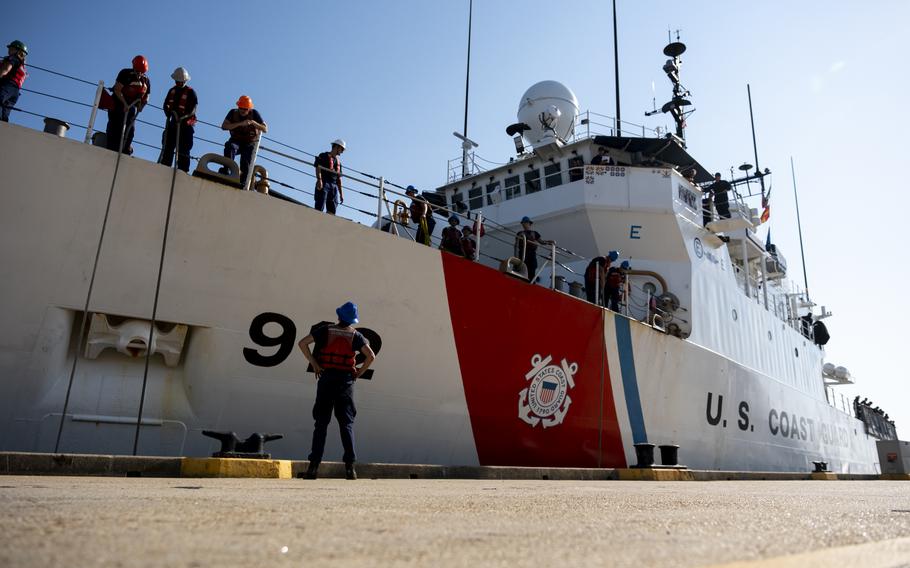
[451,192,466,212]
[568,156,585,182]
[486,181,501,205]
[544,163,563,188]
[524,169,541,194]
[505,175,521,200]
[468,186,483,210]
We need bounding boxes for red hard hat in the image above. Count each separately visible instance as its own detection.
[132,55,148,73]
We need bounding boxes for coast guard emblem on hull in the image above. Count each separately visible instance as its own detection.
[518,353,578,428]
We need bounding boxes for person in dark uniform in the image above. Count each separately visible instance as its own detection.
[590,146,614,165]
[298,301,375,480]
[406,185,435,246]
[0,40,28,122]
[440,215,464,256]
[221,95,267,187]
[158,67,197,172]
[516,216,553,283]
[314,139,345,214]
[106,55,151,154]
[605,260,630,312]
[460,226,476,260]
[707,172,732,219]
[584,250,618,305]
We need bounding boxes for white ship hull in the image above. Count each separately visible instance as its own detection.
[0,124,879,473]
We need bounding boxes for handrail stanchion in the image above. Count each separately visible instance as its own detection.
[595,265,600,306]
[550,243,557,290]
[475,211,482,261]
[376,176,385,230]
[84,80,104,144]
[244,137,261,192]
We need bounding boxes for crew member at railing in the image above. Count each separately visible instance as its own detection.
[158,67,197,173]
[606,260,630,312]
[0,40,28,123]
[584,251,617,305]
[221,95,267,187]
[460,226,476,261]
[516,216,554,284]
[106,55,151,154]
[706,172,732,219]
[406,185,434,246]
[440,215,465,256]
[590,146,614,166]
[314,139,345,214]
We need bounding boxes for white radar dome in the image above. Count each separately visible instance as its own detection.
[834,366,850,381]
[517,81,579,149]
[822,362,836,376]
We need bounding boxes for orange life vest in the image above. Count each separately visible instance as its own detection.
[317,327,358,373]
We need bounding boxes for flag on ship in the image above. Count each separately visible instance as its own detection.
[760,184,771,224]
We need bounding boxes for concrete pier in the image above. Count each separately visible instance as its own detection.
[1,476,909,567]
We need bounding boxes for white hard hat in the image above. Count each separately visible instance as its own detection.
[171,67,191,82]
[332,138,346,150]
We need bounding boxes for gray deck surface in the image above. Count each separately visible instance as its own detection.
[1,476,909,567]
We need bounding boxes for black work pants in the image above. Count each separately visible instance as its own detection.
[159,121,194,172]
[106,105,138,154]
[714,192,730,219]
[308,374,357,464]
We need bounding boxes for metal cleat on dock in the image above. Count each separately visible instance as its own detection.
[202,430,283,459]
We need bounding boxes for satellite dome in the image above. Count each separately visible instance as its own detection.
[517,81,579,149]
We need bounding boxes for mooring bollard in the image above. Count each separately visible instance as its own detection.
[202,430,284,459]
[812,460,828,473]
[633,443,656,468]
[659,444,680,467]
[43,117,70,137]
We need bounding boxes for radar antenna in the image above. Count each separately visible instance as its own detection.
[649,30,694,146]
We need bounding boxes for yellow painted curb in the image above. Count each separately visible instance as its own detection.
[616,468,694,481]
[880,473,910,481]
[180,458,292,479]
[809,472,837,480]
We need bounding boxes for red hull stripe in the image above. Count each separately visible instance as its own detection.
[441,254,627,468]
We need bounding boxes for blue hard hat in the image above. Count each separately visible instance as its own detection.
[405,185,417,194]
[336,301,359,324]
[449,214,459,224]
[620,260,630,269]
[521,216,532,224]
[608,250,619,261]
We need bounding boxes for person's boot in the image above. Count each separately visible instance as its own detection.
[345,463,357,481]
[304,461,319,480]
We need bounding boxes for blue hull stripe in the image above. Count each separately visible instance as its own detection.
[614,316,648,444]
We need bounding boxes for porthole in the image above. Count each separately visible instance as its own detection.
[768,331,772,341]
[643,282,657,296]
[731,309,738,321]
[794,347,799,358]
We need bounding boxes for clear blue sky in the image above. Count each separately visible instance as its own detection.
[4,1,908,436]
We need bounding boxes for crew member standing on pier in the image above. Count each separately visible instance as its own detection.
[0,40,28,123]
[158,67,197,172]
[314,139,346,214]
[221,96,267,187]
[298,302,375,480]
[106,55,151,154]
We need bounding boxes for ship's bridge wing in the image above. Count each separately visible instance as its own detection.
[593,135,713,184]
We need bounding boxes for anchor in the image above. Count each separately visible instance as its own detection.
[202,430,284,459]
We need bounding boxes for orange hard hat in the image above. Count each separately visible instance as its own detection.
[236,96,254,109]
[132,55,148,73]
